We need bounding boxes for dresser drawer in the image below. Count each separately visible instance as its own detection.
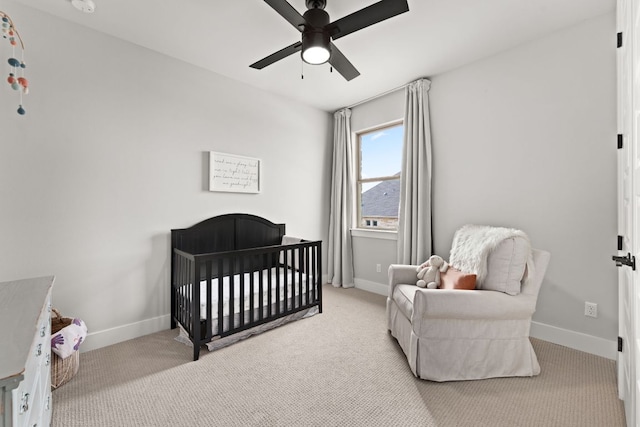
[11,367,39,426]
[26,373,44,427]
[40,376,51,427]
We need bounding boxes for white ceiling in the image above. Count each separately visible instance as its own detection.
[9,0,614,111]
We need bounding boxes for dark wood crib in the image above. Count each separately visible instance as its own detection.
[171,213,322,360]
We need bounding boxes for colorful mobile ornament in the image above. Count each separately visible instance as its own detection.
[1,11,28,115]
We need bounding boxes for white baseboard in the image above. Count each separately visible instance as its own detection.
[85,277,331,353]
[354,278,388,296]
[530,321,617,360]
[352,278,617,360]
[79,290,618,361]
[81,314,170,352]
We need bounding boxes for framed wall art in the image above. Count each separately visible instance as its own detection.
[209,152,261,193]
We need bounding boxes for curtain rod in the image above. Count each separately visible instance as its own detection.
[339,82,409,112]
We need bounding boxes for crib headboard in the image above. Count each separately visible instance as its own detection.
[171,213,286,255]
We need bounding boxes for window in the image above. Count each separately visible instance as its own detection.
[357,122,403,230]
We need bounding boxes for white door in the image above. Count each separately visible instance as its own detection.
[617,1,639,426]
[632,0,640,422]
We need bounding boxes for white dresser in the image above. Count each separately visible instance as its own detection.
[0,276,54,427]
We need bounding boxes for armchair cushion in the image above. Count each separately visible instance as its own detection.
[482,237,530,295]
[449,225,532,295]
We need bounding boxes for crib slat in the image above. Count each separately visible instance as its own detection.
[206,261,212,339]
[311,245,317,304]
[276,255,281,316]
[267,263,273,318]
[298,248,303,309]
[249,257,255,325]
[305,245,310,306]
[258,257,264,320]
[218,258,224,339]
[284,249,290,313]
[239,257,245,329]
[228,257,236,332]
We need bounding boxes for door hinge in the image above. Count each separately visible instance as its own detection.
[618,134,623,149]
[619,336,624,352]
[618,235,624,251]
[618,32,623,48]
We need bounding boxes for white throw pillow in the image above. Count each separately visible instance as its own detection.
[481,236,529,295]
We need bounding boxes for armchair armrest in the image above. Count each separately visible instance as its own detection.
[388,264,418,298]
[413,289,537,321]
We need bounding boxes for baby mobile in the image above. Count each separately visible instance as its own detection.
[0,10,28,115]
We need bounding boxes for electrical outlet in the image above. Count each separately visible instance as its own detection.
[585,302,598,318]
[376,264,381,273]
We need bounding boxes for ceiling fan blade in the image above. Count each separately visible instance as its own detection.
[328,0,409,41]
[264,0,306,32]
[328,42,360,81]
[250,42,303,69]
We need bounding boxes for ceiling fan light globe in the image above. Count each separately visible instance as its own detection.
[302,46,330,65]
[301,24,331,65]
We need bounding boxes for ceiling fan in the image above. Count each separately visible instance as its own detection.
[250,0,410,81]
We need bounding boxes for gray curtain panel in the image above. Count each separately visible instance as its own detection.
[327,108,355,288]
[397,79,433,265]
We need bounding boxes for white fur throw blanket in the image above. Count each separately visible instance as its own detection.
[449,224,532,287]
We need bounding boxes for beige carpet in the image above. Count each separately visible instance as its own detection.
[52,286,626,427]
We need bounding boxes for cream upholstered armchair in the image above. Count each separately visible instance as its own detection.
[387,225,551,382]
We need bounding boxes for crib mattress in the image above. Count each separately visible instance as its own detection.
[180,268,314,323]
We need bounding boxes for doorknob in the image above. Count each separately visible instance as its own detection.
[612,252,636,270]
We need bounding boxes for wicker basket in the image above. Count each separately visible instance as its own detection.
[51,308,80,390]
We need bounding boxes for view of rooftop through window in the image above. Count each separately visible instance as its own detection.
[358,123,403,230]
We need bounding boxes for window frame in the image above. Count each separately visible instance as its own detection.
[355,120,403,231]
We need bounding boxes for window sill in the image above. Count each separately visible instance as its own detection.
[351,228,398,241]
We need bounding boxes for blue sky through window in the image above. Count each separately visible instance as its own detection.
[360,124,403,191]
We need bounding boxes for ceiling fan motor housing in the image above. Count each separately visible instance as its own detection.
[302,7,330,29]
[301,8,331,64]
[305,0,327,10]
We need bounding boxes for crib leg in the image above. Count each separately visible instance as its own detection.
[193,343,200,361]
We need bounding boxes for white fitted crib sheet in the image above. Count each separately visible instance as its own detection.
[180,267,314,328]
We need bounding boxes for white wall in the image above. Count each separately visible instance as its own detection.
[351,13,618,357]
[351,90,405,132]
[0,4,332,350]
[431,12,617,353]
